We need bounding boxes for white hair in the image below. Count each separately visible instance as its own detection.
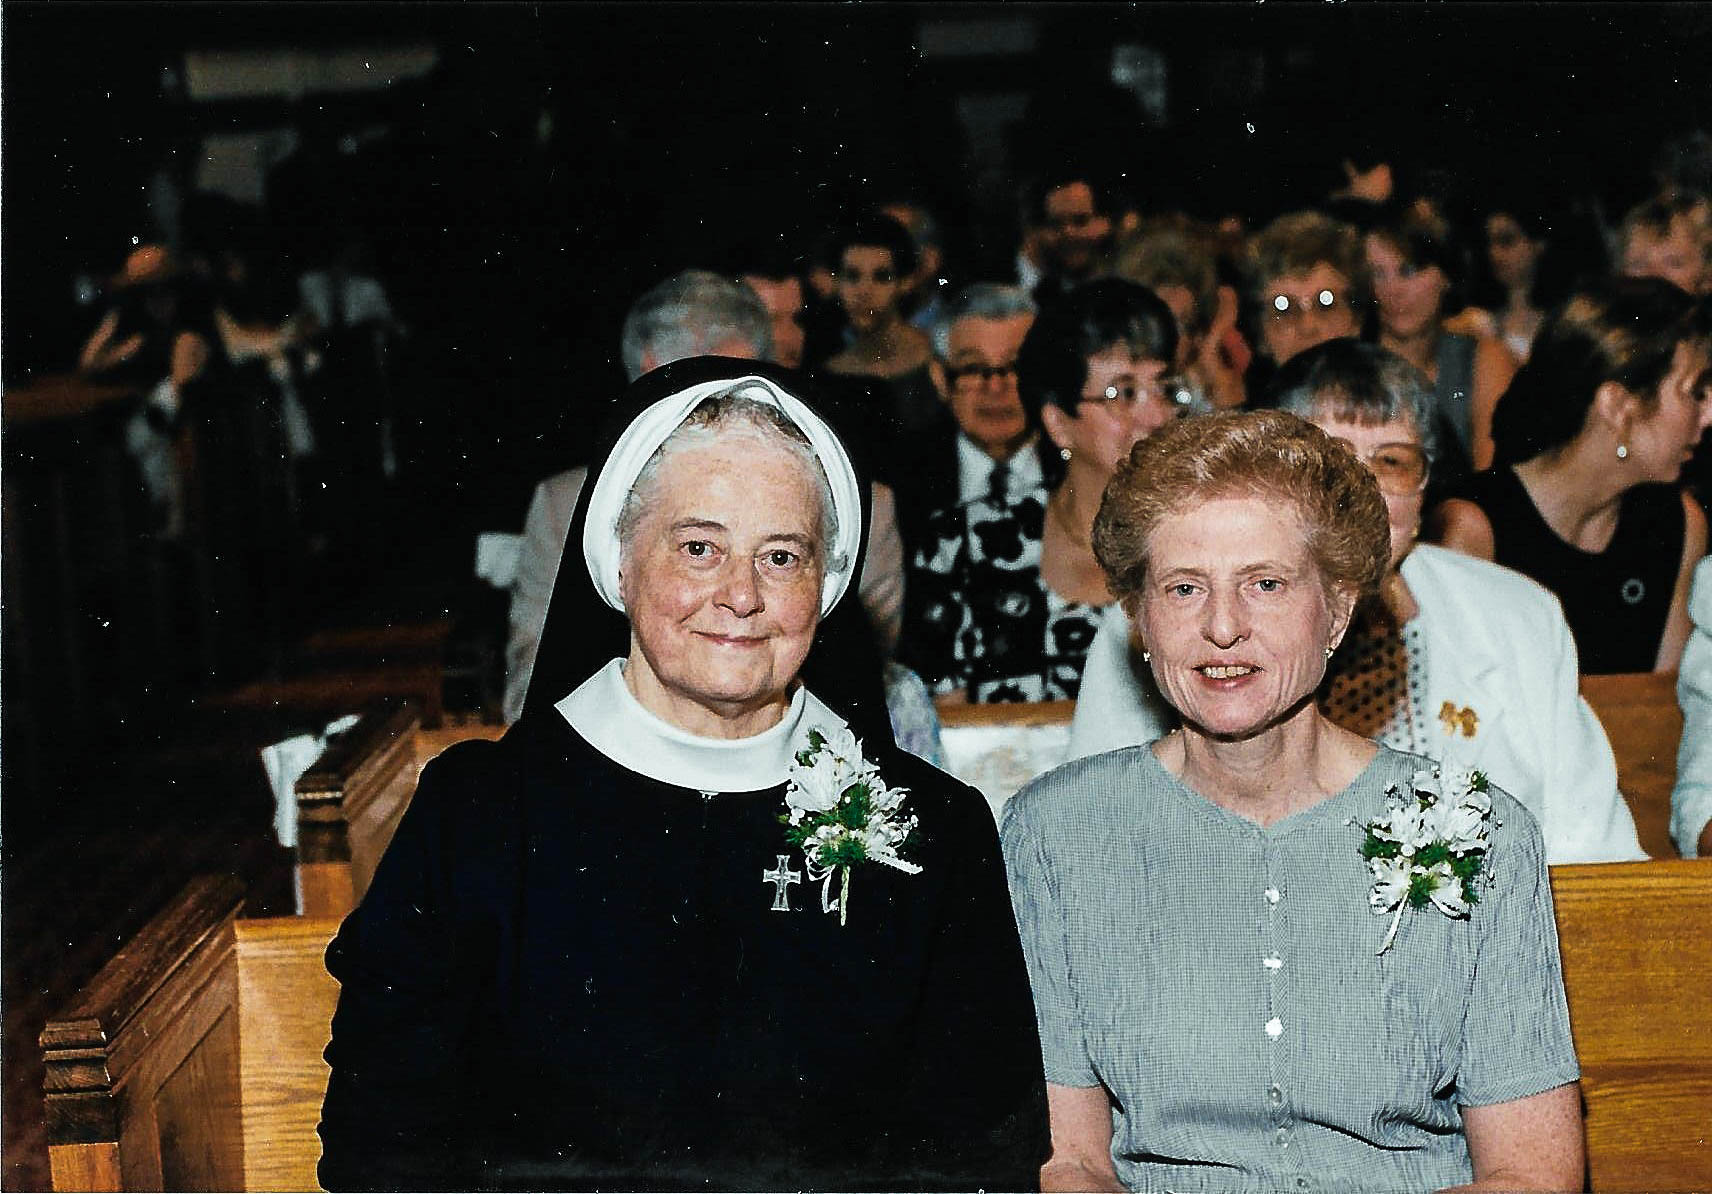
[616,394,844,575]
[931,283,1037,358]
[619,270,773,381]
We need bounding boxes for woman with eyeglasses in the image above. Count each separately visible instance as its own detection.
[1068,338,1643,863]
[899,280,1195,702]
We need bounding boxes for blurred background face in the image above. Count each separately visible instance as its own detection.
[1151,283,1203,370]
[1367,234,1449,340]
[742,275,806,369]
[835,245,903,334]
[1259,263,1360,363]
[1041,182,1111,277]
[879,202,941,295]
[1485,213,1542,292]
[1623,216,1711,295]
[943,313,1034,457]
[1056,346,1178,477]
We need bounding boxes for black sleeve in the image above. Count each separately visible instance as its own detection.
[316,744,507,1192]
[889,778,1052,1191]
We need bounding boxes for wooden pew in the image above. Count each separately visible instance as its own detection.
[924,676,1688,855]
[293,701,504,917]
[1550,858,1712,1191]
[937,698,1074,819]
[44,858,1712,1192]
[41,877,339,1192]
[1580,672,1682,859]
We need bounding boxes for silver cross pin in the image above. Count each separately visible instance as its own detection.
[762,855,801,912]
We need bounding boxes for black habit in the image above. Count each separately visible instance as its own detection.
[316,359,1050,1191]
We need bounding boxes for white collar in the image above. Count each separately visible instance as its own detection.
[957,432,1042,503]
[556,659,848,792]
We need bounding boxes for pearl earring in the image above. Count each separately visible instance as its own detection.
[1141,650,1151,662]
[1616,443,1629,460]
[1060,446,1073,462]
[1325,646,1335,659]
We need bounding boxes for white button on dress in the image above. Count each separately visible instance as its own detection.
[1265,1017,1284,1038]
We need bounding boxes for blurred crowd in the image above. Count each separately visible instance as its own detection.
[57,115,1712,854]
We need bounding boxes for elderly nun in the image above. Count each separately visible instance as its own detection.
[317,358,1049,1192]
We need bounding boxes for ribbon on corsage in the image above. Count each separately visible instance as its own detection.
[781,724,921,926]
[1357,765,1496,955]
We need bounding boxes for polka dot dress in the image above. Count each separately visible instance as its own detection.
[1320,619,1427,756]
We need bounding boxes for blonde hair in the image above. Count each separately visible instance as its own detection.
[1092,410,1390,604]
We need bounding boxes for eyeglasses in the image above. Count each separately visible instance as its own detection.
[1079,376,1197,413]
[1267,288,1350,325]
[947,361,1019,388]
[1332,439,1430,495]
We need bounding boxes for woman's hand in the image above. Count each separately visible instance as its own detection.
[77,308,144,374]
[1040,1083,1126,1192]
[1437,1082,1585,1192]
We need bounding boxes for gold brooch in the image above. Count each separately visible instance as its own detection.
[1438,702,1478,738]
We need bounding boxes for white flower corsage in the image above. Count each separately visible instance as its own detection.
[781,724,921,926]
[1357,765,1497,955]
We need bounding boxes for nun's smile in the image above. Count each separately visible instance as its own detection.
[619,435,826,738]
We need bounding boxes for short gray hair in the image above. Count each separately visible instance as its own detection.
[616,393,843,575]
[931,283,1037,359]
[620,270,773,381]
[1269,339,1439,465]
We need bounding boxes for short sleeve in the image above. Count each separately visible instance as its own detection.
[1673,559,1712,857]
[1454,804,1580,1106]
[1000,795,1101,1088]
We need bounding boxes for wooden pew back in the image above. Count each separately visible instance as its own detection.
[937,699,1074,819]
[294,704,504,916]
[1580,671,1682,858]
[42,878,341,1192]
[1550,858,1712,1191]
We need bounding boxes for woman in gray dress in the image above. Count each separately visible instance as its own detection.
[1001,410,1583,1192]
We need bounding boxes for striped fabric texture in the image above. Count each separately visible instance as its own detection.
[1000,743,1579,1193]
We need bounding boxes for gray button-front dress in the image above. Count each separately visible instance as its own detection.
[1000,743,1579,1193]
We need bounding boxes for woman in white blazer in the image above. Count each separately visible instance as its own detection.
[1069,339,1644,864]
[1672,556,1712,857]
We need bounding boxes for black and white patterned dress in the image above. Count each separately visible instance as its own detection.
[900,483,1107,703]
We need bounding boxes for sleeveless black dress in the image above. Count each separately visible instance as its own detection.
[1452,467,1684,673]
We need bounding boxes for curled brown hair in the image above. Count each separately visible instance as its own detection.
[1092,410,1391,605]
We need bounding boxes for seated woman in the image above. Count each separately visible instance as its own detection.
[819,212,942,439]
[1435,278,1711,673]
[1070,339,1644,863]
[1004,410,1584,1193]
[1366,203,1517,474]
[901,279,1191,702]
[318,358,1049,1190]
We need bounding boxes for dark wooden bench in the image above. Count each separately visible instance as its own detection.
[294,701,504,916]
[1580,671,1683,859]
[45,857,1712,1191]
